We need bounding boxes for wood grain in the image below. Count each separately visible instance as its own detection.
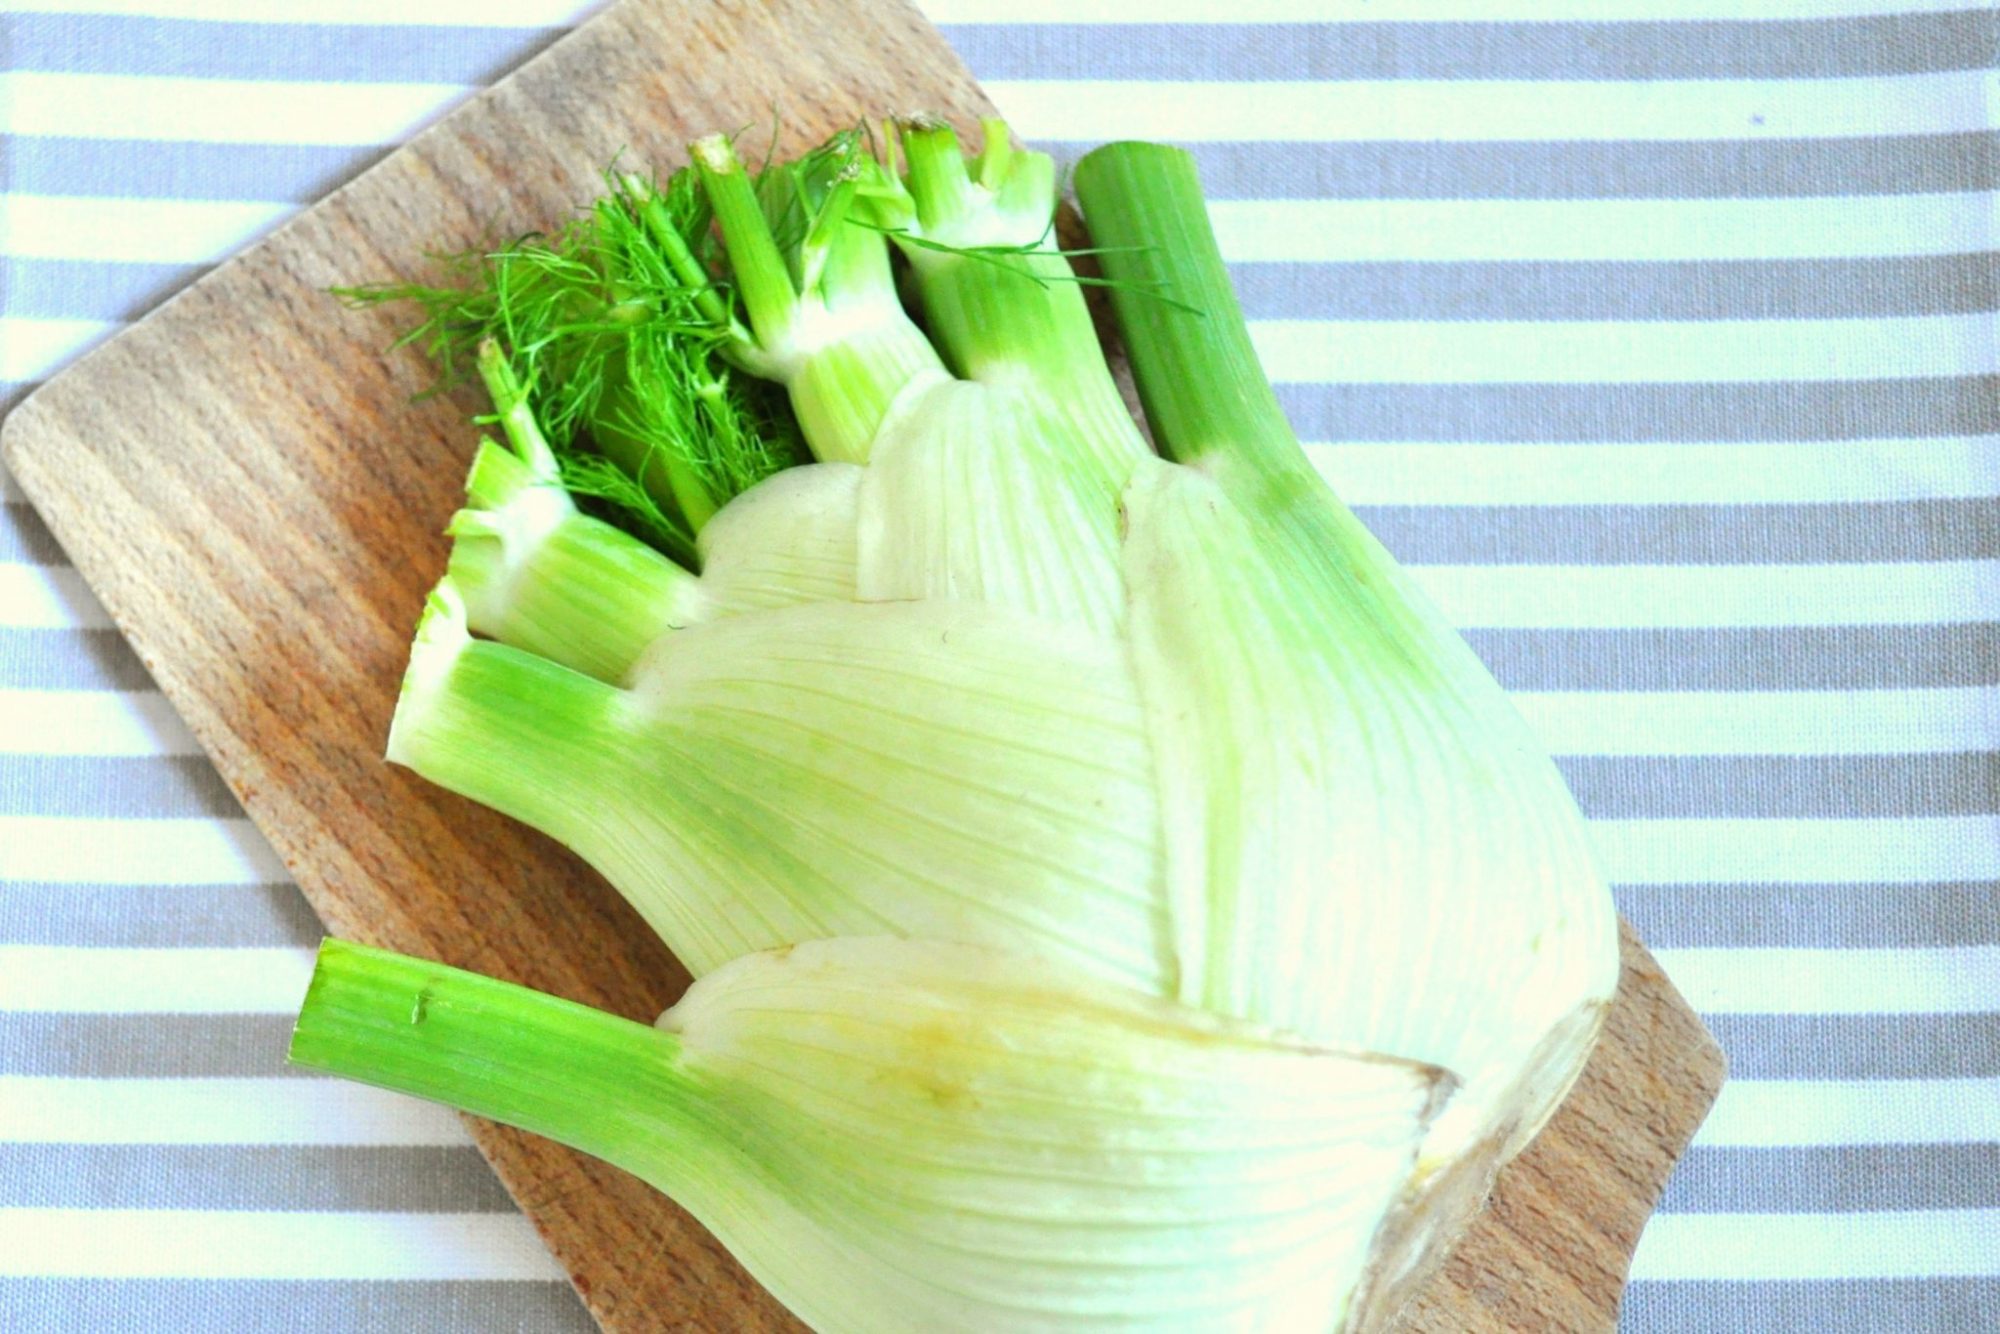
[0,0,1724,1328]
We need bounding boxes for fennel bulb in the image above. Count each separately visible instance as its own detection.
[296,936,1446,1331]
[296,121,1621,1331]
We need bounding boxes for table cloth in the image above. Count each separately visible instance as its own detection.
[3,3,1996,1330]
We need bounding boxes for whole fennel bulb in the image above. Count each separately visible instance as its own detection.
[294,123,1620,1331]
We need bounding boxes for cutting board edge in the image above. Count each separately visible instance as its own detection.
[1607,946,1727,1318]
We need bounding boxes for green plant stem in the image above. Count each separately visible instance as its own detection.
[1075,140,1451,644]
[451,436,705,680]
[626,174,736,333]
[972,116,1013,189]
[476,339,561,474]
[1072,142,1302,481]
[894,127,1147,490]
[798,172,862,296]
[693,135,946,464]
[899,120,977,230]
[289,940,717,1180]
[814,188,901,317]
[592,373,721,541]
[386,601,636,848]
[692,135,798,349]
[916,248,1146,484]
[476,334,704,547]
[448,506,706,684]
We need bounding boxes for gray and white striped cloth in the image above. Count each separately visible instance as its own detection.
[4,3,1997,1330]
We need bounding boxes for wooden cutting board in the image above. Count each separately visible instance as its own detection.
[1,0,1724,1328]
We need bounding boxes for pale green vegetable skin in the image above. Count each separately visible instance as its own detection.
[292,124,1620,1331]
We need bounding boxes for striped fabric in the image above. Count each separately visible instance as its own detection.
[3,2,1996,1330]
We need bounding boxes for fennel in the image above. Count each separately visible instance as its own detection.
[295,937,1445,1331]
[298,121,1620,1332]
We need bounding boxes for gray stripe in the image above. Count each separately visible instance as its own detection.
[0,623,1986,720]
[0,1281,589,1334]
[0,622,1987,697]
[1618,880,2000,950]
[0,504,67,565]
[6,136,381,202]
[14,252,2000,327]
[16,131,1997,205]
[0,1144,513,1212]
[0,882,316,948]
[1234,253,2000,322]
[1464,623,2000,692]
[8,15,564,84]
[1623,1279,2000,1334]
[1,381,39,416]
[18,1011,1983,1081]
[947,13,1999,81]
[1558,752,2000,821]
[1358,497,2000,566]
[0,744,1979,827]
[1051,133,2000,201]
[12,13,1993,85]
[1,259,210,323]
[0,755,241,819]
[1280,375,2000,441]
[0,630,157,690]
[0,1014,305,1077]
[1707,1012,2000,1080]
[1658,1142,2000,1215]
[6,621,1987,700]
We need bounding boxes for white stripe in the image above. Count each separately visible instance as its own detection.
[0,318,119,384]
[993,71,1990,144]
[0,691,198,757]
[1312,440,2000,506]
[1252,313,1995,385]
[923,0,1976,20]
[1211,194,2000,264]
[0,566,112,630]
[11,0,600,21]
[0,945,314,1013]
[1413,560,2000,629]
[10,194,1980,270]
[53,632,1791,776]
[1698,1078,2000,1149]
[1518,687,2000,758]
[1,196,294,264]
[1655,945,2000,1015]
[23,302,1995,395]
[1589,815,2000,884]
[1629,1209,2000,1281]
[5,69,1976,153]
[0,1076,469,1146]
[0,817,286,884]
[0,73,472,146]
[0,1208,565,1280]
